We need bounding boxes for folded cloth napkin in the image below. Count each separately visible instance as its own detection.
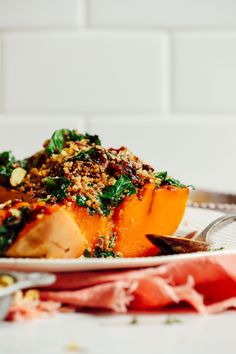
[6,254,236,321]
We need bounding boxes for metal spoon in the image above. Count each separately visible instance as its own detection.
[0,272,56,320]
[146,214,236,255]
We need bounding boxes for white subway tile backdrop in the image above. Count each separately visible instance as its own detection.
[173,33,236,114]
[3,32,166,113]
[0,34,2,111]
[0,0,235,192]
[88,0,236,28]
[0,0,81,29]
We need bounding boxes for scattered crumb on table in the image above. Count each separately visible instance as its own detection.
[163,316,183,325]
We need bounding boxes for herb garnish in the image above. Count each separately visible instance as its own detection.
[210,246,225,252]
[45,130,102,156]
[76,175,136,216]
[69,130,84,142]
[76,195,95,215]
[129,316,139,325]
[83,249,92,258]
[69,131,101,145]
[98,198,111,216]
[45,129,68,156]
[99,175,136,214]
[94,234,118,258]
[0,151,16,179]
[74,147,97,161]
[155,171,193,189]
[84,133,101,146]
[163,316,183,325]
[0,207,30,255]
[76,195,89,207]
[84,234,119,258]
[43,176,70,201]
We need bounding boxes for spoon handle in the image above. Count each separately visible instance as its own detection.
[196,214,236,242]
[0,272,56,298]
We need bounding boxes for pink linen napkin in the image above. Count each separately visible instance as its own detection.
[6,254,236,321]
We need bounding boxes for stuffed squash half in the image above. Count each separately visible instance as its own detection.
[0,129,189,258]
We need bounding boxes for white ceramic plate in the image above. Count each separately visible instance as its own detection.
[0,207,236,272]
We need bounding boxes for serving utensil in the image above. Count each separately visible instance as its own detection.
[0,271,55,320]
[146,214,236,255]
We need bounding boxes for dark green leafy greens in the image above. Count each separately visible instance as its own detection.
[94,235,118,258]
[0,207,30,255]
[0,151,16,178]
[68,130,101,145]
[155,171,193,189]
[99,175,136,214]
[84,133,101,146]
[45,129,102,156]
[74,147,97,161]
[98,198,111,216]
[76,195,89,207]
[84,234,119,258]
[83,249,92,257]
[76,175,136,216]
[76,195,95,215]
[94,247,116,258]
[69,130,84,142]
[43,176,70,201]
[0,151,28,187]
[18,158,28,170]
[45,129,68,156]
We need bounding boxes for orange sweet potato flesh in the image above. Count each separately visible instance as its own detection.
[147,186,189,236]
[114,184,189,257]
[114,183,157,257]
[65,202,113,251]
[0,187,33,204]
[0,184,189,258]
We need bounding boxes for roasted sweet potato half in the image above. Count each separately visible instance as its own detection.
[0,129,190,258]
[0,184,188,258]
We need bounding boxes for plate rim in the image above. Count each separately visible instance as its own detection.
[0,206,232,272]
[0,249,234,272]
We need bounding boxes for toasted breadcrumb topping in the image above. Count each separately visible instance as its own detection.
[0,129,188,216]
[16,130,155,215]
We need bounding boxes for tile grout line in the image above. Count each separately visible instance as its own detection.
[85,0,90,28]
[78,0,89,28]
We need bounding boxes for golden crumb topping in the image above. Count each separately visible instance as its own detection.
[0,129,189,216]
[17,130,155,215]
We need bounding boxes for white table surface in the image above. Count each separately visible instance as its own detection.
[0,311,235,354]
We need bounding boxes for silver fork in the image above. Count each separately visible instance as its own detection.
[146,214,236,255]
